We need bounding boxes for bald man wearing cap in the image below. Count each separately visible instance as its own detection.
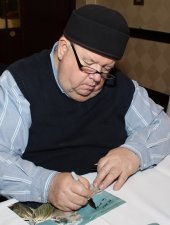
[0,4,170,212]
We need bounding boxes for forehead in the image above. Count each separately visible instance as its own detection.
[75,44,115,66]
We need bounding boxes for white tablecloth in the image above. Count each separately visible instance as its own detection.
[86,155,170,225]
[1,155,170,225]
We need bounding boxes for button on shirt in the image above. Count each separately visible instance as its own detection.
[0,44,170,203]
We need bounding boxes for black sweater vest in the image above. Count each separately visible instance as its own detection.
[8,50,135,174]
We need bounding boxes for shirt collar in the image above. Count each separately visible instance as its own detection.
[50,42,65,94]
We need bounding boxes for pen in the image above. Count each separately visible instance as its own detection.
[71,171,97,209]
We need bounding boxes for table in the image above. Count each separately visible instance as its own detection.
[86,155,170,225]
[1,155,170,225]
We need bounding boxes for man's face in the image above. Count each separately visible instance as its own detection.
[55,38,115,102]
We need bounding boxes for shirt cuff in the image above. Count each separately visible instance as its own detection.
[30,168,57,203]
[121,143,151,170]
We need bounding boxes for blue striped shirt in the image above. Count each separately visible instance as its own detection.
[0,46,170,203]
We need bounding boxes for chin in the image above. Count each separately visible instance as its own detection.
[81,90,100,99]
[70,87,102,101]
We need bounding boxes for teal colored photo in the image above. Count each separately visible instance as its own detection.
[38,191,125,225]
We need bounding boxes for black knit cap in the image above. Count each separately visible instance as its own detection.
[64,4,129,60]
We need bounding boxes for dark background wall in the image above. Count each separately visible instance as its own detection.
[0,0,76,64]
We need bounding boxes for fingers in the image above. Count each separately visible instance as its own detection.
[93,162,112,189]
[56,189,89,211]
[78,176,91,190]
[113,172,128,190]
[67,179,91,211]
[71,175,92,198]
[93,147,140,191]
[94,164,121,190]
[48,172,92,212]
[94,165,128,191]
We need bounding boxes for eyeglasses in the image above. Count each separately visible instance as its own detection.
[71,43,115,80]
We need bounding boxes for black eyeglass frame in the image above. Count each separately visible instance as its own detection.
[70,43,115,80]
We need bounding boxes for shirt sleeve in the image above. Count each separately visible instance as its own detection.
[0,71,57,202]
[122,80,170,170]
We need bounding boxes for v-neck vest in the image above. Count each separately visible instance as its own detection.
[8,50,135,174]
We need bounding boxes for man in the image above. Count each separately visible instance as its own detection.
[0,4,170,212]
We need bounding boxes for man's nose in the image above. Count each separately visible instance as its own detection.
[88,73,102,82]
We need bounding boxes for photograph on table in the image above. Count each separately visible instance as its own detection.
[9,191,125,225]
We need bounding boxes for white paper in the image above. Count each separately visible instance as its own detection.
[0,206,28,225]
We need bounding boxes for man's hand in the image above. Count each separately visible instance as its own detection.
[93,147,140,191]
[48,172,92,211]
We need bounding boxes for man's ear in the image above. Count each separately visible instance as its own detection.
[57,37,70,60]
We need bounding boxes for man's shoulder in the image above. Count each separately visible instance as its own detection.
[8,49,51,73]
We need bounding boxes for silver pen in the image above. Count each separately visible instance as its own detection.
[71,171,97,209]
